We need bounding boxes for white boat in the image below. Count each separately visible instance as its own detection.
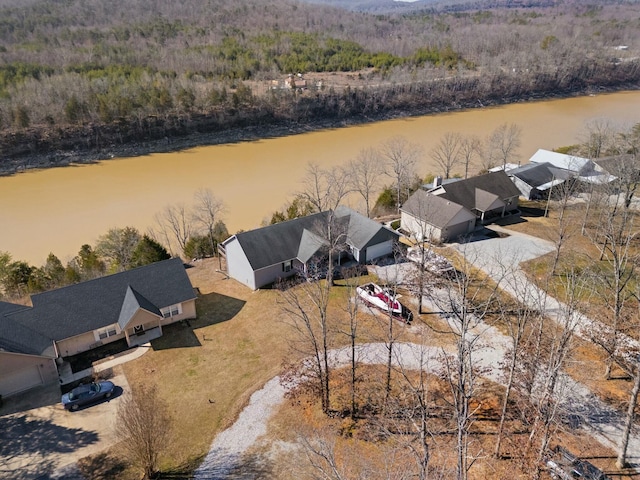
[356,282,413,323]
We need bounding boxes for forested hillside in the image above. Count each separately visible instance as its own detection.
[0,0,639,171]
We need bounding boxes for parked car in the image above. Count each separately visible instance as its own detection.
[61,380,115,411]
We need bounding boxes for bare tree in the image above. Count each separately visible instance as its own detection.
[379,136,422,214]
[280,165,351,415]
[459,134,481,179]
[546,178,577,276]
[299,162,351,214]
[617,354,640,469]
[348,147,382,218]
[338,270,365,418]
[431,131,462,179]
[115,385,172,479]
[389,342,435,480]
[153,203,193,257]
[493,264,542,458]
[425,249,503,480]
[527,270,587,479]
[192,188,226,264]
[579,118,616,158]
[485,123,522,170]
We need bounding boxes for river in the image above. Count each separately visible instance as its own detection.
[1,91,639,265]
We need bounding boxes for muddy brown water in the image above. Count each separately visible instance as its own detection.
[2,91,639,265]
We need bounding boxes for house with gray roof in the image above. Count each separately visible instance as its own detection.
[0,258,196,397]
[220,206,399,290]
[400,190,476,243]
[428,171,521,223]
[401,171,521,243]
[507,162,570,200]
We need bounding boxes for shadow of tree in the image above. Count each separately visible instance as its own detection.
[0,414,99,479]
[0,383,61,417]
[151,292,246,350]
[78,451,128,480]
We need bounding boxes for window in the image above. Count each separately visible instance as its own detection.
[96,325,119,341]
[162,304,182,318]
[282,260,292,272]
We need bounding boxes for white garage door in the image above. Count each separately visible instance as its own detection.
[366,240,393,262]
[0,365,43,397]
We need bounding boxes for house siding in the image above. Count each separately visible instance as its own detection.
[163,298,196,325]
[401,211,444,242]
[224,237,258,290]
[254,261,298,290]
[0,351,58,397]
[57,331,113,357]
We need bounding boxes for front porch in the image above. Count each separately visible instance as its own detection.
[125,325,162,347]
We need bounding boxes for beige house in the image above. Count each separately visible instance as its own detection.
[0,258,197,397]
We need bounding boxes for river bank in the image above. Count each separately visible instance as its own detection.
[2,82,638,177]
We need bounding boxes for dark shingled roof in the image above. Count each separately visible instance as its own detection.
[24,258,195,342]
[229,207,397,271]
[0,309,55,357]
[232,212,329,270]
[117,286,162,330]
[510,162,571,188]
[402,190,474,228]
[435,171,521,212]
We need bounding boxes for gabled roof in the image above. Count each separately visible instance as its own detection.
[335,205,398,250]
[225,207,398,270]
[433,171,521,212]
[529,149,592,173]
[225,212,329,271]
[117,286,162,330]
[509,162,570,190]
[0,300,26,317]
[401,189,475,229]
[19,258,194,342]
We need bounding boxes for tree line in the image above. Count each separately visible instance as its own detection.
[1,0,639,164]
[0,187,228,300]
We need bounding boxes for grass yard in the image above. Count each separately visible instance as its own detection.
[121,259,294,472]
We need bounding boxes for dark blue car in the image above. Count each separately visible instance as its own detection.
[61,381,115,411]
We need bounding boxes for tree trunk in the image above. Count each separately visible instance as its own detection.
[617,360,640,468]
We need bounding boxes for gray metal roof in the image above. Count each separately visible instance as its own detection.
[24,258,195,342]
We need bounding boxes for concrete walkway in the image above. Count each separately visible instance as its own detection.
[58,342,152,385]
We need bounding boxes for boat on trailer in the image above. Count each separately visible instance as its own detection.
[356,282,413,323]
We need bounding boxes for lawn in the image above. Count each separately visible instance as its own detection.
[120,259,297,471]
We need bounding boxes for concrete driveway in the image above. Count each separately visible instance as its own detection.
[0,369,130,480]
